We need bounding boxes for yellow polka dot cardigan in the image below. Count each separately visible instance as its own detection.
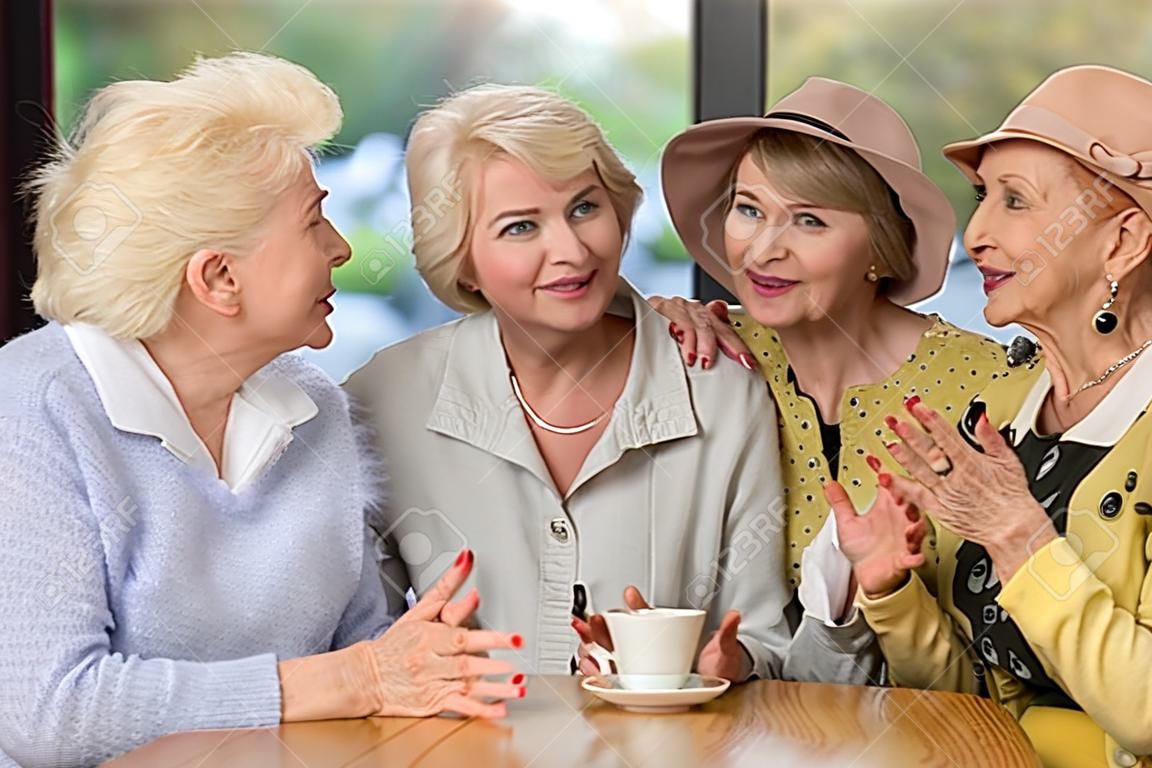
[729,311,1009,587]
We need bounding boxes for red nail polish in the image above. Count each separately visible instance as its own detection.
[885,442,898,452]
[701,356,710,369]
[740,354,756,371]
[878,473,892,488]
[518,686,527,698]
[687,353,696,366]
[512,673,525,685]
[866,455,882,473]
[669,325,679,340]
[904,395,921,412]
[454,550,466,567]
[884,415,898,430]
[511,634,524,649]
[465,549,474,567]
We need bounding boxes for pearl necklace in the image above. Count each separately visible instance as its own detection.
[1073,339,1152,396]
[510,374,607,435]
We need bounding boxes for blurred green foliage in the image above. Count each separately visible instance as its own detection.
[55,0,1152,296]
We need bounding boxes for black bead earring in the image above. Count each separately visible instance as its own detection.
[1093,274,1119,335]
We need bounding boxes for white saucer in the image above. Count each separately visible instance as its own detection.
[581,674,731,713]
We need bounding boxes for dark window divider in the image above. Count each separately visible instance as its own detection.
[1,0,53,342]
[689,0,765,303]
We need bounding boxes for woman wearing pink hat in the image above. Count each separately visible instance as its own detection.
[656,78,1010,639]
[837,65,1152,768]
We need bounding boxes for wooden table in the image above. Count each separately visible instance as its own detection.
[105,676,1039,768]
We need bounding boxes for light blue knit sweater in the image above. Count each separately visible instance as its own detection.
[0,324,394,767]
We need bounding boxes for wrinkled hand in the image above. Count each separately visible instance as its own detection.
[884,399,1055,578]
[695,610,751,682]
[824,480,926,599]
[647,295,755,371]
[360,550,525,719]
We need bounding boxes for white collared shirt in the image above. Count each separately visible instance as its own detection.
[64,323,319,493]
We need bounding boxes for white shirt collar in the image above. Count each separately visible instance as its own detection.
[1010,346,1152,446]
[64,323,319,492]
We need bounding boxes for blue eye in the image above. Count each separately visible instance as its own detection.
[501,220,536,237]
[794,212,826,228]
[735,203,762,219]
[571,200,598,218]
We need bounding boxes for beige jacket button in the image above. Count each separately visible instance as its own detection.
[1113,748,1138,767]
[549,518,570,544]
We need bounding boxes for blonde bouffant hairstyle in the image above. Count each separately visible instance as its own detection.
[405,84,643,314]
[27,52,342,339]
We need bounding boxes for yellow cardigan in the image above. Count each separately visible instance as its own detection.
[729,311,1008,587]
[858,352,1152,768]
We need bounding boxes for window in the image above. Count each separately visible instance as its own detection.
[55,0,693,379]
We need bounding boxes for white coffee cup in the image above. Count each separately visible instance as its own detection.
[602,607,706,691]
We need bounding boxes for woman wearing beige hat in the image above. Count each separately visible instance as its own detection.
[654,78,1010,633]
[834,65,1152,768]
[346,84,879,686]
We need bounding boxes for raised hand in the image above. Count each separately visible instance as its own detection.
[361,550,526,719]
[696,610,750,681]
[824,480,927,599]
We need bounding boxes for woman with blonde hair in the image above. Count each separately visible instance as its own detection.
[840,64,1152,768]
[652,78,1011,636]
[346,84,871,683]
[0,53,522,767]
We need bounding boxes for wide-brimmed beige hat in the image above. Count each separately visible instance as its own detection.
[661,77,956,306]
[944,65,1152,219]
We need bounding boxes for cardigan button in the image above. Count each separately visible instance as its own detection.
[1100,492,1123,520]
[1113,748,1138,767]
[549,518,571,544]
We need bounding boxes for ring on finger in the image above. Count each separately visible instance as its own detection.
[930,456,953,477]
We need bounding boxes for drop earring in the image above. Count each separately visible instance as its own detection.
[866,264,880,283]
[1093,273,1119,335]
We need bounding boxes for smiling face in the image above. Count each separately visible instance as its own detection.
[229,165,352,351]
[463,154,624,335]
[724,152,878,328]
[963,140,1134,329]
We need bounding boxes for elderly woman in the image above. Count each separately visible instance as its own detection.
[652,78,1009,642]
[0,53,522,768]
[345,84,871,684]
[835,65,1152,768]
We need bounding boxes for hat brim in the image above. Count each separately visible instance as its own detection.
[661,116,956,307]
[942,131,1085,183]
[944,131,1152,222]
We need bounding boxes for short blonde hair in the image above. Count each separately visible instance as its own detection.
[405,84,642,314]
[743,129,916,290]
[28,52,342,339]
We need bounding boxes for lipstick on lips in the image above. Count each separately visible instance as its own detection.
[746,269,799,298]
[977,266,1015,295]
[319,287,336,314]
[539,270,597,298]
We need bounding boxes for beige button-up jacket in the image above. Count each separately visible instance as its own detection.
[345,279,872,679]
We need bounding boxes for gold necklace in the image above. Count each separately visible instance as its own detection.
[1071,339,1152,397]
[510,374,607,435]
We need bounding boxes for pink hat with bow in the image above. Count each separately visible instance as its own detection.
[944,65,1152,216]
